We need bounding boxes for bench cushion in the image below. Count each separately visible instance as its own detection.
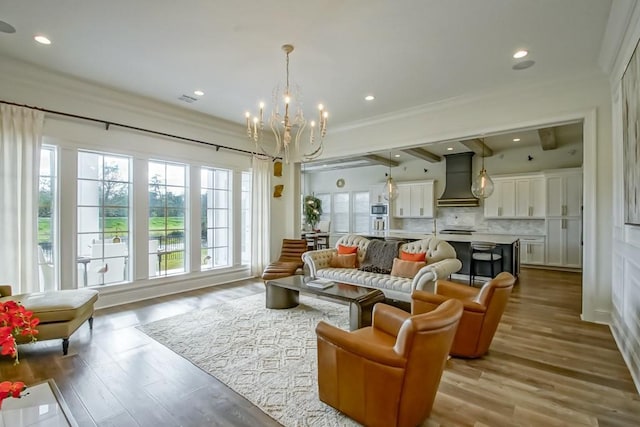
[0,289,99,323]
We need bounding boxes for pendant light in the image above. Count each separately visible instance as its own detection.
[382,152,399,201]
[471,138,494,199]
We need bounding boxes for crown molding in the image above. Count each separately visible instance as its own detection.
[603,0,640,84]
[598,0,636,77]
[330,70,607,136]
[0,55,248,144]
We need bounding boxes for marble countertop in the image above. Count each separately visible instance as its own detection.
[437,233,519,244]
[361,231,519,244]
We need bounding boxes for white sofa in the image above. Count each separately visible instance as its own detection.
[302,234,462,302]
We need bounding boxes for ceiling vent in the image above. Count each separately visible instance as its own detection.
[178,94,198,103]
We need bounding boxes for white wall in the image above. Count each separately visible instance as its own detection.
[0,57,293,307]
[323,69,611,327]
[608,1,640,394]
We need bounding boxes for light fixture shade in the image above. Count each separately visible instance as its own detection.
[471,168,495,199]
[383,176,399,201]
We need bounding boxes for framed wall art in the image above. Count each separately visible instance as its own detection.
[622,37,640,225]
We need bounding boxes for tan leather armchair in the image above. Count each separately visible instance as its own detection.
[412,272,516,358]
[261,239,308,280]
[315,299,463,427]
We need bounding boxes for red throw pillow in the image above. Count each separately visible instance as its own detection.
[400,251,427,262]
[337,244,358,255]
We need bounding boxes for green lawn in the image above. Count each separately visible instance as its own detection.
[39,216,199,271]
[38,216,186,241]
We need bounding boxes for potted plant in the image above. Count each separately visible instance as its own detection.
[304,195,322,230]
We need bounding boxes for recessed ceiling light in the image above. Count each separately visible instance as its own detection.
[394,154,400,158]
[513,50,528,59]
[447,147,453,151]
[194,90,204,96]
[34,35,51,45]
[365,95,375,101]
[513,138,521,142]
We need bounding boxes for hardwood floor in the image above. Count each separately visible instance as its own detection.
[1,269,639,426]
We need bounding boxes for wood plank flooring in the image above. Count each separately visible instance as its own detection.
[1,268,639,426]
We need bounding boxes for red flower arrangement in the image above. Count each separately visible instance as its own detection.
[0,300,38,407]
[0,381,26,408]
[0,300,39,364]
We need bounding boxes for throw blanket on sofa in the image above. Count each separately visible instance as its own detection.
[359,240,404,274]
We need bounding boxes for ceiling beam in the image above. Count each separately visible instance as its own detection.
[460,138,493,157]
[361,154,400,167]
[538,127,558,150]
[401,148,442,163]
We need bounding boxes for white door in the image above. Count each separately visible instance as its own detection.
[515,179,531,217]
[409,184,424,217]
[500,180,516,217]
[565,173,583,217]
[546,176,564,217]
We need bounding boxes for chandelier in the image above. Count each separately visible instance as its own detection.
[245,44,328,163]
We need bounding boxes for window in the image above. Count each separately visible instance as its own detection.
[352,191,370,233]
[38,146,57,291]
[241,171,251,265]
[317,193,331,222]
[77,151,132,286]
[201,167,231,270]
[332,192,350,233]
[149,161,188,277]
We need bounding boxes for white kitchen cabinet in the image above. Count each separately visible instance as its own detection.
[392,180,435,218]
[393,184,411,217]
[369,184,385,205]
[519,236,545,265]
[545,218,582,268]
[483,179,516,218]
[485,174,545,219]
[515,177,546,218]
[546,169,582,217]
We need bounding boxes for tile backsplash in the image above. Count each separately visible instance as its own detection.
[394,207,546,236]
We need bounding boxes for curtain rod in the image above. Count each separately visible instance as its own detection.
[1,100,280,160]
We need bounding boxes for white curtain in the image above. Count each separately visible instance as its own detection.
[0,104,45,294]
[251,155,271,277]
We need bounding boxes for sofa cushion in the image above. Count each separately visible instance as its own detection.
[1,289,98,323]
[330,253,357,268]
[391,258,427,279]
[400,251,427,262]
[315,268,414,294]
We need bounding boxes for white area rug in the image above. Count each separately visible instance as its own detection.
[138,293,359,427]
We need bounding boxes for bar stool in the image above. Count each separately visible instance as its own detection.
[469,241,503,286]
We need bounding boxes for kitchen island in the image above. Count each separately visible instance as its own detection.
[439,234,520,281]
[360,231,520,281]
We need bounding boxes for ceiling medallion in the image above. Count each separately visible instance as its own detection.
[245,44,328,163]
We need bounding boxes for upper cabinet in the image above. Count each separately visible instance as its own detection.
[392,180,435,218]
[369,184,385,205]
[545,168,582,217]
[484,174,545,219]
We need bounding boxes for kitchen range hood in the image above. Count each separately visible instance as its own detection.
[437,152,480,207]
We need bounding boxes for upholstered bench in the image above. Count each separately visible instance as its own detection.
[0,286,98,355]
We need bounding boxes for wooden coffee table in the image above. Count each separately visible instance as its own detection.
[265,275,386,331]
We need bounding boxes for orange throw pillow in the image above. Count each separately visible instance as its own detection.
[390,258,427,279]
[400,251,427,262]
[329,253,357,269]
[337,244,358,255]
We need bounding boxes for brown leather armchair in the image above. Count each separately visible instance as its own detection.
[412,272,516,358]
[315,299,463,427]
